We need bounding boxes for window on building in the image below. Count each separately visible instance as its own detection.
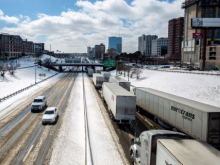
[204,8,213,18]
[218,9,220,18]
[208,30,212,38]
[217,29,220,38]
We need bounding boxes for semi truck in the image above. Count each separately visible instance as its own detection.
[135,87,220,148]
[109,76,130,91]
[92,73,108,88]
[130,130,220,165]
[102,82,136,123]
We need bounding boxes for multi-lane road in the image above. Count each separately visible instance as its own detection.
[0,68,139,165]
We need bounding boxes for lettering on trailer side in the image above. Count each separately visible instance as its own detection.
[171,106,195,121]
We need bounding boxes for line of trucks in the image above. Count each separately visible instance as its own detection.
[89,69,220,164]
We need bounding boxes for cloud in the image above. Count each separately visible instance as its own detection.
[0,0,184,53]
[0,9,20,24]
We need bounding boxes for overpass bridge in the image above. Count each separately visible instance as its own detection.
[44,63,104,71]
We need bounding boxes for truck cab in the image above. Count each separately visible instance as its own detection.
[130,130,188,165]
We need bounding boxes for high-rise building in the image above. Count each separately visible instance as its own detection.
[94,43,105,60]
[167,17,184,61]
[152,38,168,56]
[138,35,158,56]
[181,0,220,70]
[108,37,122,54]
[87,46,94,56]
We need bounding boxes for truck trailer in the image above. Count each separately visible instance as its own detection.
[109,76,130,91]
[130,130,220,165]
[102,82,136,123]
[101,71,111,81]
[87,68,94,77]
[135,87,220,148]
[92,73,108,88]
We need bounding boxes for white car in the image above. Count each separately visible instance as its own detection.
[42,107,58,125]
[31,96,47,112]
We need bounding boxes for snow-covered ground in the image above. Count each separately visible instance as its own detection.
[39,54,65,63]
[0,56,58,99]
[110,69,220,107]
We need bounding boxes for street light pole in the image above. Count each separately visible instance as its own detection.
[35,56,36,84]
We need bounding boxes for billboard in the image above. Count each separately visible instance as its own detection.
[193,33,203,39]
[191,18,220,28]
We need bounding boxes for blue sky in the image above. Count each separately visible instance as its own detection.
[0,0,183,53]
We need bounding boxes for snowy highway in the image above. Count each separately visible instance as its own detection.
[0,72,77,164]
[0,70,130,165]
[48,73,127,165]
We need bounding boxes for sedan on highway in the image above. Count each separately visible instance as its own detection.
[42,107,58,125]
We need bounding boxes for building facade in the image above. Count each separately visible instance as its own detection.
[0,33,43,60]
[167,17,184,61]
[181,0,220,70]
[94,43,105,60]
[0,33,23,60]
[87,46,95,56]
[108,37,122,54]
[22,39,34,56]
[138,35,158,56]
[34,43,44,56]
[152,38,168,56]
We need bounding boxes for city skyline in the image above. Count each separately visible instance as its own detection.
[0,0,183,53]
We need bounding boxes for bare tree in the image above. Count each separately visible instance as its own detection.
[136,67,143,79]
[130,67,143,79]
[7,63,17,75]
[117,63,123,75]
[130,68,136,78]
[0,63,7,77]
[125,66,132,81]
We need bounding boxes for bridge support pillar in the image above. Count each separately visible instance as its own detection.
[59,66,63,71]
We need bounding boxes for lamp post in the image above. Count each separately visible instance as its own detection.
[35,55,36,84]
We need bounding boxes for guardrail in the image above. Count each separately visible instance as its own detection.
[18,65,35,69]
[0,73,59,102]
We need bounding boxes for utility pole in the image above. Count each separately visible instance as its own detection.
[202,29,207,71]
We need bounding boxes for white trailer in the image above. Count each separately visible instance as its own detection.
[102,82,136,123]
[101,71,110,81]
[87,68,94,77]
[135,87,220,148]
[157,139,220,165]
[109,76,130,91]
[95,69,101,73]
[92,73,107,88]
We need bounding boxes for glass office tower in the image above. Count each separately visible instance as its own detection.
[108,37,122,54]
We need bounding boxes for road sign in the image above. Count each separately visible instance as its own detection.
[103,60,116,67]
[193,33,203,39]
